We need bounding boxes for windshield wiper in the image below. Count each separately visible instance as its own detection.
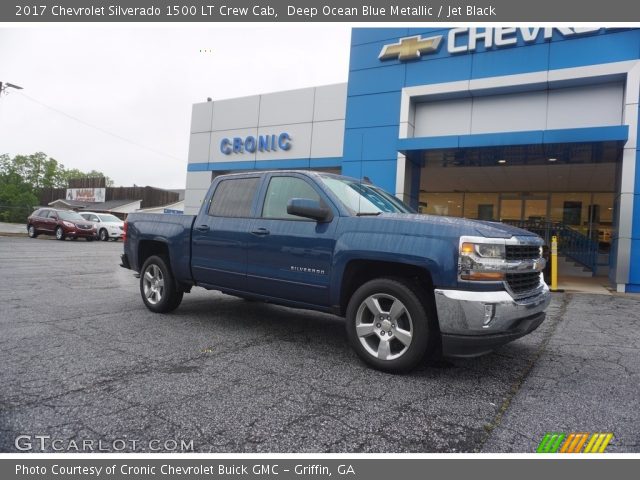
[356,212,382,216]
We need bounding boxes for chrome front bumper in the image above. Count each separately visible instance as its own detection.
[434,277,551,357]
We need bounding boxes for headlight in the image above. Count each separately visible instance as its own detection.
[472,243,505,259]
[63,221,75,228]
[459,241,505,281]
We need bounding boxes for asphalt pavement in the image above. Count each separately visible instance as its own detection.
[1,236,638,452]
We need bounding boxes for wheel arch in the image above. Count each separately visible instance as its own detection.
[339,259,439,330]
[137,240,170,271]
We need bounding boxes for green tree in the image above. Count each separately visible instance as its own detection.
[0,154,38,223]
[0,152,114,223]
[63,168,114,187]
[10,152,66,188]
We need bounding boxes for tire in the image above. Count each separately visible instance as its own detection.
[140,255,183,313]
[27,225,38,238]
[71,237,78,241]
[86,237,94,242]
[345,277,434,373]
[55,226,65,241]
[99,229,109,241]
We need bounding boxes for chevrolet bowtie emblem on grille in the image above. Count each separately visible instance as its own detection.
[378,35,443,61]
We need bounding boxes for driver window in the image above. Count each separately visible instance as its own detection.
[262,176,321,220]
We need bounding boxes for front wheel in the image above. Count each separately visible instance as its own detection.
[345,277,434,373]
[140,255,183,313]
[55,226,65,241]
[99,229,109,241]
[27,225,38,238]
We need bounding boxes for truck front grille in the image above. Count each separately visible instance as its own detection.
[506,272,541,296]
[505,245,541,260]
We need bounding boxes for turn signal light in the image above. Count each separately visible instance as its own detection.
[461,242,475,255]
[460,272,505,281]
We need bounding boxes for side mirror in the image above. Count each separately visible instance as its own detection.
[287,198,333,222]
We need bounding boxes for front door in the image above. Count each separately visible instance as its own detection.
[247,174,337,307]
[191,176,261,291]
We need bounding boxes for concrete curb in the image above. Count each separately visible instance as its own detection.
[0,232,27,238]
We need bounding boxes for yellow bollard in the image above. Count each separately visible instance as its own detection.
[551,235,558,291]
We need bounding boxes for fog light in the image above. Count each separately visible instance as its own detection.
[483,304,495,327]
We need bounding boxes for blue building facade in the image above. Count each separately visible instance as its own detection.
[186,28,640,293]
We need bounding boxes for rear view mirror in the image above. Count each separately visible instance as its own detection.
[287,198,333,222]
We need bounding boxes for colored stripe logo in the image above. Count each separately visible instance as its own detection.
[537,432,613,453]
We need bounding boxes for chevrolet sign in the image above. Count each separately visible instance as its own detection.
[378,35,442,61]
[379,28,604,61]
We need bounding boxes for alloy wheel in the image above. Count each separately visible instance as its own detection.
[355,293,413,361]
[142,264,165,305]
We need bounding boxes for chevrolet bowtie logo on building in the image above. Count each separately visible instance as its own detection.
[378,35,443,61]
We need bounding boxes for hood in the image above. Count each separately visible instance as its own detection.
[377,213,539,239]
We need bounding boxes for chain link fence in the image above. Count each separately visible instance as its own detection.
[0,205,35,224]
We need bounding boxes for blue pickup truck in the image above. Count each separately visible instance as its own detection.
[121,170,550,372]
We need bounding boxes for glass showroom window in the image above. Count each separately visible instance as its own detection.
[463,193,499,221]
[419,192,464,217]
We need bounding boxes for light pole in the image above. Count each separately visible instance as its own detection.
[0,81,23,97]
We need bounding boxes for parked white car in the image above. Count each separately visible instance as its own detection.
[79,212,124,241]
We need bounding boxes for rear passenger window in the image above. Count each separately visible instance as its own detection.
[208,177,260,217]
[262,176,321,219]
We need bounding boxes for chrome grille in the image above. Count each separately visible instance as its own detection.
[505,245,541,261]
[506,272,541,296]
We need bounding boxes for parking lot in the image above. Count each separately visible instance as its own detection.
[1,236,639,452]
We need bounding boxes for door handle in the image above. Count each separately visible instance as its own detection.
[251,227,270,236]
[195,224,210,232]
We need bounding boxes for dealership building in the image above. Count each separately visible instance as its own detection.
[185,27,640,293]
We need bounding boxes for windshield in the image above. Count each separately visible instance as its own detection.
[319,176,414,215]
[98,214,121,223]
[58,211,86,222]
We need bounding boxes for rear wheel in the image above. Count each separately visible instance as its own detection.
[345,277,434,373]
[55,227,65,241]
[140,255,183,313]
[27,225,38,238]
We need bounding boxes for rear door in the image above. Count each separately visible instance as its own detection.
[246,174,338,307]
[31,209,47,231]
[40,210,57,232]
[191,176,262,291]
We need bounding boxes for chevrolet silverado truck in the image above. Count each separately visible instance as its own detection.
[121,171,550,372]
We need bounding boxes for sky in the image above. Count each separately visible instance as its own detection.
[0,26,351,189]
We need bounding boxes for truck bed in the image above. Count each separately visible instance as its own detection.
[124,213,197,282]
